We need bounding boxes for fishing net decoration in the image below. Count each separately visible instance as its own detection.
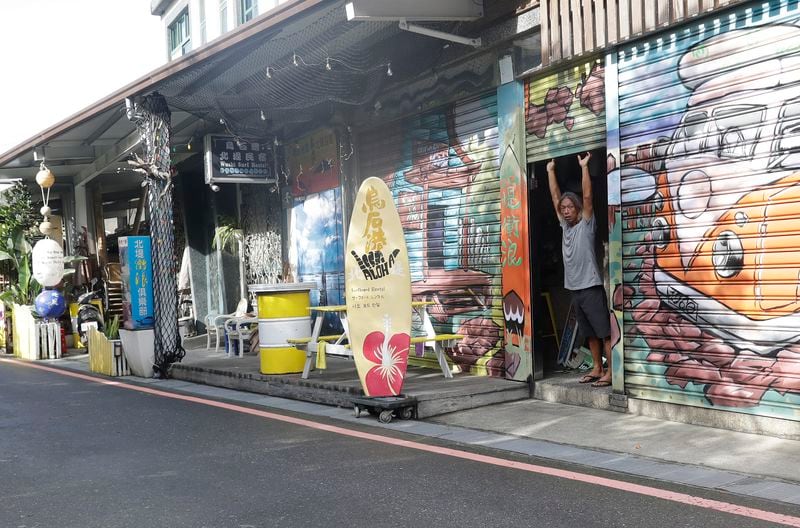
[127,92,185,377]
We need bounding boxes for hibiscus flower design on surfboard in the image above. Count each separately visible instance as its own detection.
[362,316,409,396]
[346,177,412,397]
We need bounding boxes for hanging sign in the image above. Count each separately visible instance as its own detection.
[119,236,154,330]
[204,134,276,184]
[32,239,64,287]
[345,177,412,397]
[285,128,340,196]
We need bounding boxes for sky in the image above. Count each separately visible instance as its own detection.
[0,0,164,154]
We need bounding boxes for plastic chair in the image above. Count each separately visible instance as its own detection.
[204,299,249,354]
[224,315,258,358]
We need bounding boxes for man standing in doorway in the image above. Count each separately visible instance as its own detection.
[547,152,612,387]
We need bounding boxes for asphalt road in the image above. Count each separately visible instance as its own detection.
[1,360,798,528]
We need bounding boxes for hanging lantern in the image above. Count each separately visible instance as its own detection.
[34,289,66,319]
[32,238,64,287]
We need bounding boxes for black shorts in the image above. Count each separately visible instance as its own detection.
[571,285,611,339]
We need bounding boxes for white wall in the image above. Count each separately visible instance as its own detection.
[160,0,294,60]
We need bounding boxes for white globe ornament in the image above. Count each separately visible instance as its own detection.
[40,205,52,217]
[32,238,64,287]
[36,167,55,189]
[39,220,54,236]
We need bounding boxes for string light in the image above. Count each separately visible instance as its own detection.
[187,137,193,150]
[262,51,393,80]
[260,109,266,121]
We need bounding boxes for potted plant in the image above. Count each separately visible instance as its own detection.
[213,215,247,303]
[88,315,129,376]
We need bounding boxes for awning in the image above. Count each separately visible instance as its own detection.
[0,0,397,187]
[0,0,537,188]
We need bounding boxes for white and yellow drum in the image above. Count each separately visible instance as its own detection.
[249,283,315,374]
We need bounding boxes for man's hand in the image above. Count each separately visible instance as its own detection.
[546,159,556,173]
[577,152,591,168]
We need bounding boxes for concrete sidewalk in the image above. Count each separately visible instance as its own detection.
[431,398,800,484]
[36,353,800,507]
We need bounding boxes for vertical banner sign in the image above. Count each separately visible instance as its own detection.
[345,177,412,397]
[498,81,533,381]
[119,236,155,330]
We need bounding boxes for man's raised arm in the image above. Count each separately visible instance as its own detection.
[547,159,562,221]
[577,152,593,220]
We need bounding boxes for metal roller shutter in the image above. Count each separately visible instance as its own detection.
[617,0,800,419]
[358,92,505,376]
[525,58,607,162]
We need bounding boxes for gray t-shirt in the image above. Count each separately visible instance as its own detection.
[560,214,603,291]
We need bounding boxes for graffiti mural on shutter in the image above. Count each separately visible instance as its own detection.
[525,58,606,161]
[360,93,504,376]
[617,0,800,419]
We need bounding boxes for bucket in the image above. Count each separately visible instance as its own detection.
[249,283,315,374]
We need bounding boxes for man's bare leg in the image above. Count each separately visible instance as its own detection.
[581,336,604,382]
[595,337,613,385]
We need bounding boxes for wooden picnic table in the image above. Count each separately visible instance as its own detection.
[292,301,461,379]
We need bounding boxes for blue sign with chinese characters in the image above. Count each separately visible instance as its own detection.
[119,236,154,330]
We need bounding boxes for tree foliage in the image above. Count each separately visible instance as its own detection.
[0,182,38,244]
[0,183,40,305]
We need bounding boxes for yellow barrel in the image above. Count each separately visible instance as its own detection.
[249,283,315,374]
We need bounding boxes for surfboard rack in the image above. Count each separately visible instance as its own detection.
[352,395,418,423]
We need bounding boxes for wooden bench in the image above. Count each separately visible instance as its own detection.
[289,335,351,379]
[410,334,464,379]
[292,334,463,379]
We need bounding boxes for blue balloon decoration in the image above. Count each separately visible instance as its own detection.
[35,289,66,320]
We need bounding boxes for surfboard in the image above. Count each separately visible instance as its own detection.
[345,177,412,397]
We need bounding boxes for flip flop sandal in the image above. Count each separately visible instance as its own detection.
[592,380,612,387]
[579,375,600,384]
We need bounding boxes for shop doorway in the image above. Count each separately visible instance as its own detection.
[529,147,608,378]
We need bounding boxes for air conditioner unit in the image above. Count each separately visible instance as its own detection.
[345,0,483,21]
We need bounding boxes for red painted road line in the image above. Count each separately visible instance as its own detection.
[5,358,800,527]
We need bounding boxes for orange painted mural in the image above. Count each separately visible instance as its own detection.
[617,5,800,418]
